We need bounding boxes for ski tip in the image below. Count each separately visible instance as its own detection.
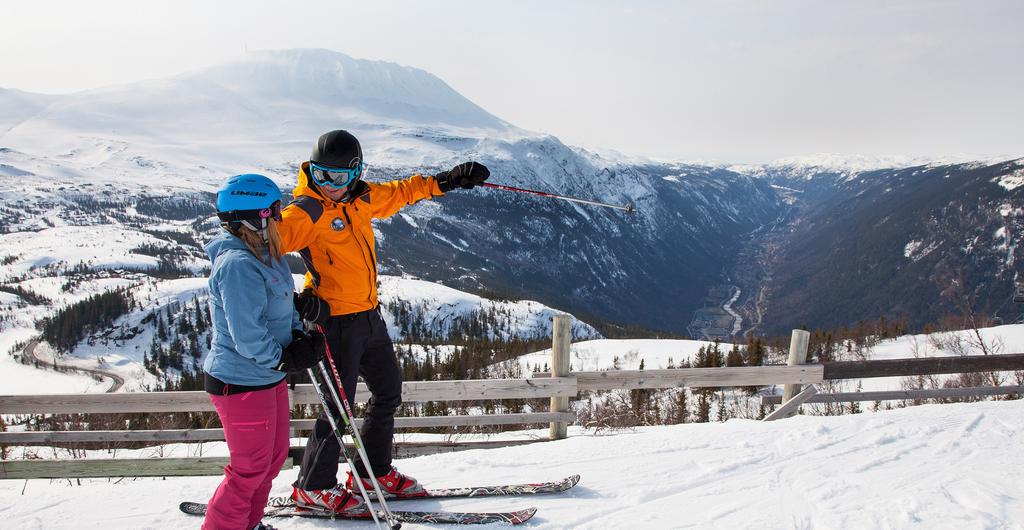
[566,474,581,486]
[509,507,538,525]
[178,501,207,516]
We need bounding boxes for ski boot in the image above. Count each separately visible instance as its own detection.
[347,466,427,498]
[291,484,369,516]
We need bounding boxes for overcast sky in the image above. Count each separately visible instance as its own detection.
[1,0,1021,163]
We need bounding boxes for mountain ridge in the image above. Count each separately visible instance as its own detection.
[1,48,1021,339]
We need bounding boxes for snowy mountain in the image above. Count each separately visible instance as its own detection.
[0,48,786,337]
[2,47,1021,350]
[0,88,58,135]
[1,49,511,172]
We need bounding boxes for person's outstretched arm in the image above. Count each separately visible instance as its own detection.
[367,162,490,219]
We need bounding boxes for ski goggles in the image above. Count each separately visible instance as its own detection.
[309,161,363,189]
[257,200,283,222]
[217,200,283,227]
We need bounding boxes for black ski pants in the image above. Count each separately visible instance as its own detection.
[295,307,402,490]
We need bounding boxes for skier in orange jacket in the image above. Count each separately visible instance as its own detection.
[277,129,489,515]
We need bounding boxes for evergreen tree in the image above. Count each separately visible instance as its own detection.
[725,344,744,367]
[188,333,201,360]
[673,390,689,424]
[193,297,207,332]
[695,392,711,423]
[157,313,167,341]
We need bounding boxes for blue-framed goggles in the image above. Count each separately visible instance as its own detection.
[310,161,363,189]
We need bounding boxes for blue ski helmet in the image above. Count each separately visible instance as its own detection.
[215,174,283,232]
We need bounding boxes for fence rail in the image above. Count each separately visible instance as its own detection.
[821,354,1024,380]
[0,412,576,445]
[4,323,1024,480]
[761,385,1024,406]
[538,365,823,391]
[0,457,256,480]
[0,439,548,480]
[0,377,578,415]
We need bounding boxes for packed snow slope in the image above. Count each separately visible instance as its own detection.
[2,399,1022,529]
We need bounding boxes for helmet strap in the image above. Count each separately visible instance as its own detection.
[222,219,269,244]
[240,219,271,243]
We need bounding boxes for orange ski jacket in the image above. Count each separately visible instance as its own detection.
[278,161,443,315]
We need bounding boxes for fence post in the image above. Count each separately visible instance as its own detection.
[782,329,811,403]
[549,314,571,440]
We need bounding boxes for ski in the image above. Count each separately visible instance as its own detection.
[385,473,580,500]
[179,501,537,525]
[248,474,581,507]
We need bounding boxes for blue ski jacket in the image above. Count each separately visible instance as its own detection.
[203,230,299,386]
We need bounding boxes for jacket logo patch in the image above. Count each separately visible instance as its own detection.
[331,217,346,231]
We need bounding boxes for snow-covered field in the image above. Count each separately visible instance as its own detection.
[2,399,1022,529]
[0,327,107,394]
[510,338,730,373]
[854,324,1024,393]
[510,323,1024,384]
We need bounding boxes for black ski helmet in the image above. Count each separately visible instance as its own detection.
[310,130,362,170]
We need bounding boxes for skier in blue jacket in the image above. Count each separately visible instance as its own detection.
[202,173,334,530]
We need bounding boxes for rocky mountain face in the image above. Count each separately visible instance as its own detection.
[372,157,783,333]
[749,159,1024,334]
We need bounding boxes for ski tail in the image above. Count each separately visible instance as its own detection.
[179,501,538,525]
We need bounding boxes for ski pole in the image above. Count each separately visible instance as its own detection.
[316,323,402,530]
[305,364,386,530]
[481,182,636,213]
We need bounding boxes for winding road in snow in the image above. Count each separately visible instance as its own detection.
[22,339,125,393]
[722,286,743,335]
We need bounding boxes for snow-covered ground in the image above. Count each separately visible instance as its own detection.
[853,324,1024,393]
[509,338,727,373]
[2,399,1022,529]
[0,327,107,394]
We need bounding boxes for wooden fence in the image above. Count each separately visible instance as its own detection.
[2,321,1023,479]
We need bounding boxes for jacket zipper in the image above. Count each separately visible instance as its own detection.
[344,207,377,304]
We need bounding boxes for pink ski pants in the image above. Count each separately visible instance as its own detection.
[203,380,290,530]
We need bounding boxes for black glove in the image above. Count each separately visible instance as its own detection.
[276,329,325,372]
[294,289,331,327]
[436,161,490,192]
